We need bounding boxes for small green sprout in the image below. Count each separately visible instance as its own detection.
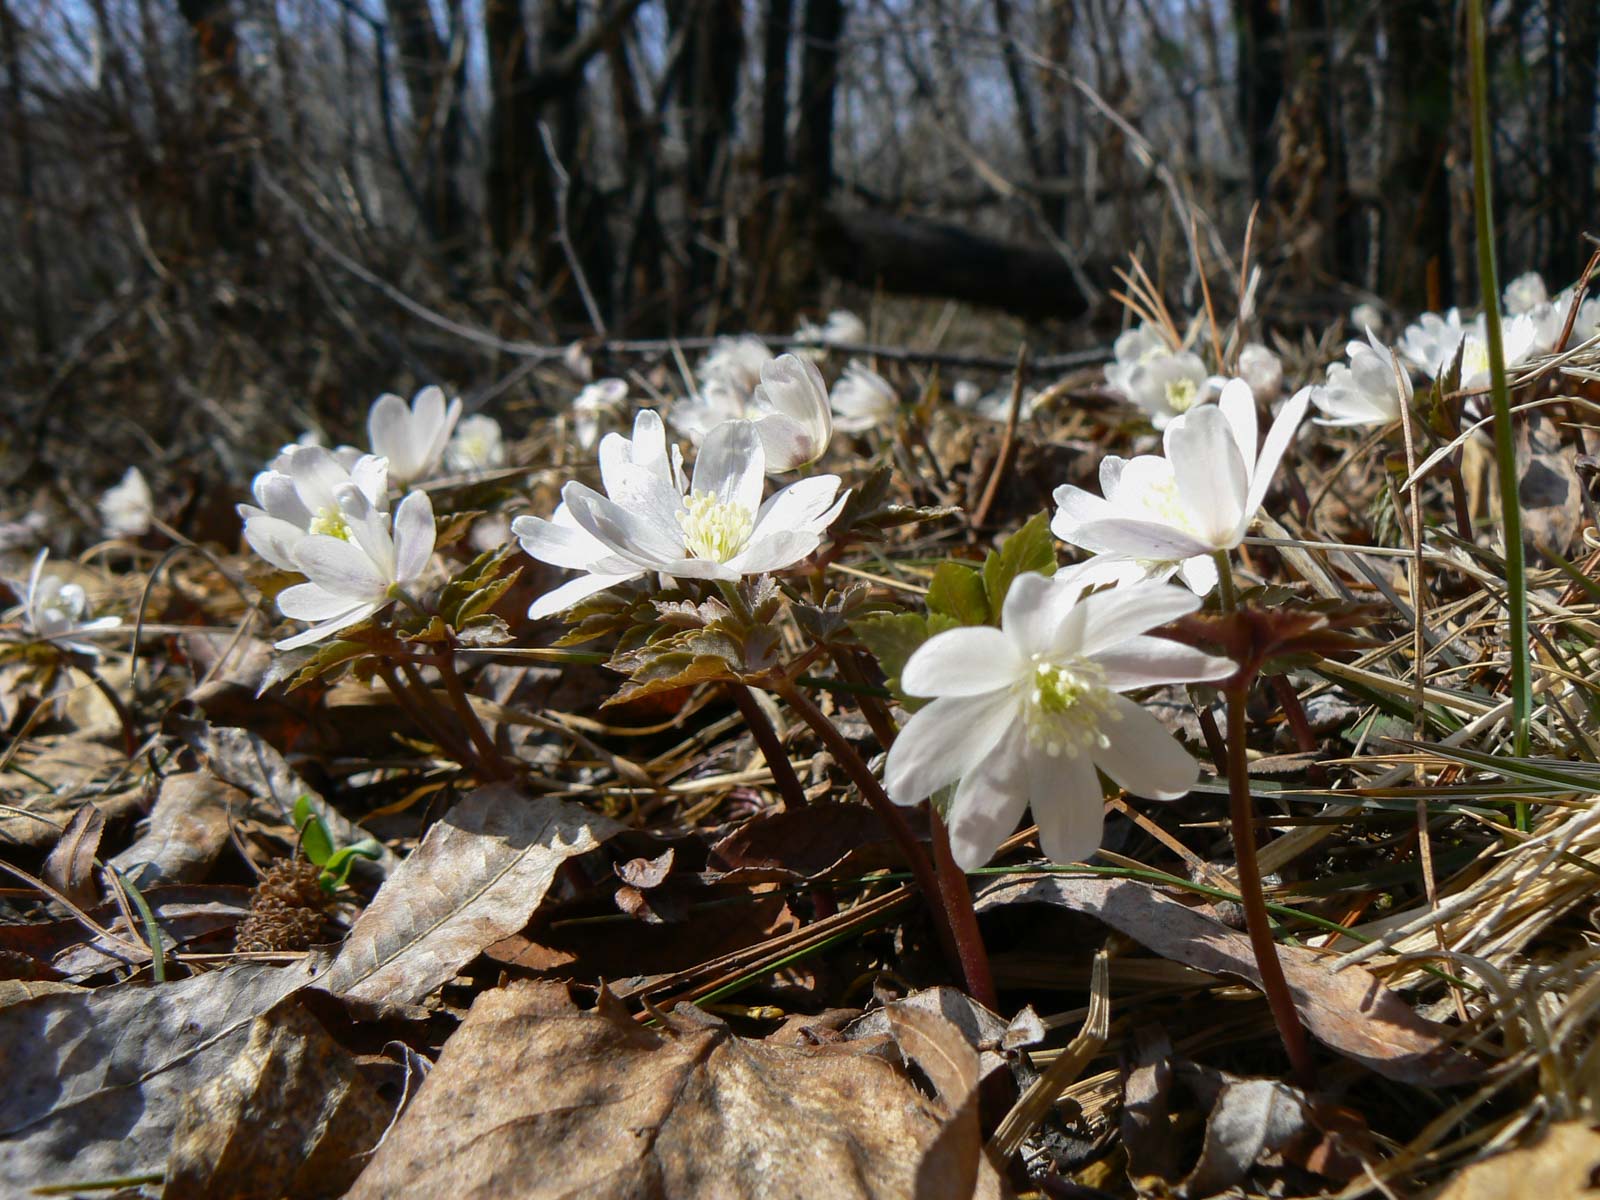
[292,796,382,893]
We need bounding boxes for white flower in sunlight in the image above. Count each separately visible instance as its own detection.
[1396,308,1467,379]
[275,488,435,650]
[1053,455,1220,595]
[7,550,121,656]
[368,385,462,485]
[514,411,847,617]
[885,573,1232,870]
[1052,380,1310,593]
[1398,309,1538,389]
[444,414,506,475]
[1236,342,1283,405]
[1349,302,1385,336]
[571,379,629,451]
[1529,288,1600,354]
[1119,348,1212,428]
[99,467,153,538]
[674,352,833,470]
[955,381,1042,423]
[1104,323,1173,398]
[239,445,390,573]
[1504,271,1548,316]
[830,362,899,432]
[748,353,833,469]
[1310,329,1413,427]
[796,309,867,348]
[699,335,774,397]
[952,380,982,409]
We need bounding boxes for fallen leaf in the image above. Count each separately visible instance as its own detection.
[1432,1120,1600,1199]
[110,773,246,888]
[347,980,1007,1200]
[0,959,321,1193]
[0,738,144,848]
[975,874,1481,1086]
[846,985,1013,1088]
[163,997,394,1200]
[317,785,623,1004]
[1178,1076,1310,1198]
[41,801,106,908]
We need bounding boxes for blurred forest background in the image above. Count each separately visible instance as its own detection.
[2,0,1598,493]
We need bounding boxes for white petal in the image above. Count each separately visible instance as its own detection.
[884,692,1016,806]
[944,728,1031,870]
[254,471,311,526]
[1051,485,1118,539]
[1217,378,1258,465]
[367,394,416,477]
[564,482,686,569]
[350,455,391,507]
[1065,517,1215,562]
[1091,635,1234,691]
[753,413,824,472]
[1241,386,1311,532]
[1165,405,1247,547]
[528,571,640,619]
[243,514,309,572]
[1093,694,1203,799]
[392,490,436,584]
[1000,571,1085,659]
[900,626,1022,698]
[692,419,766,516]
[1029,750,1105,864]
[335,484,396,580]
[291,535,387,600]
[750,475,842,536]
[277,580,364,621]
[723,529,824,575]
[275,602,382,651]
[1059,581,1201,658]
[1175,553,1219,595]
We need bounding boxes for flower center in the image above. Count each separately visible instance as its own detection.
[1023,657,1118,758]
[1165,376,1200,414]
[1460,338,1489,379]
[677,491,753,562]
[309,507,353,541]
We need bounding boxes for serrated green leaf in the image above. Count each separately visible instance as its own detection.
[278,636,373,693]
[982,510,1057,615]
[851,611,931,708]
[926,561,989,626]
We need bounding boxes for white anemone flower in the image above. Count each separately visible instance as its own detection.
[1349,302,1385,336]
[1052,380,1310,591]
[239,445,390,573]
[444,414,506,475]
[275,488,436,650]
[1504,271,1548,316]
[1236,342,1283,405]
[99,467,153,538]
[572,379,629,451]
[1397,309,1538,389]
[698,335,774,397]
[368,385,462,485]
[8,550,122,657]
[1310,330,1413,427]
[515,412,847,615]
[796,309,867,348]
[1104,323,1173,398]
[885,573,1233,869]
[673,353,833,471]
[1120,349,1212,428]
[747,353,833,469]
[830,361,899,432]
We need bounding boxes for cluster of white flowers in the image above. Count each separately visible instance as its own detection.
[1103,323,1212,428]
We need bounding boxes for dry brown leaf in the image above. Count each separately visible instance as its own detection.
[0,738,143,848]
[0,959,321,1193]
[41,801,106,908]
[316,785,623,1004]
[348,980,1007,1200]
[976,874,1481,1086]
[162,997,393,1200]
[110,772,246,887]
[1432,1120,1600,1200]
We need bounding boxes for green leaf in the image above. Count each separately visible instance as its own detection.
[293,796,335,867]
[982,510,1057,615]
[851,611,932,708]
[319,839,383,892]
[926,562,989,626]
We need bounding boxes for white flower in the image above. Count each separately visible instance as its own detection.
[673,352,833,471]
[444,414,506,474]
[7,550,121,656]
[1529,288,1600,353]
[1119,348,1212,428]
[830,362,899,432]
[274,488,436,650]
[885,573,1233,869]
[748,354,833,469]
[1349,302,1385,336]
[368,385,462,485]
[1504,271,1548,316]
[1396,309,1467,379]
[514,411,847,616]
[954,382,1042,423]
[1104,323,1173,399]
[699,335,774,397]
[1236,343,1283,405]
[1052,380,1310,592]
[1310,330,1413,427]
[571,379,629,451]
[1398,309,1538,389]
[99,467,153,538]
[239,445,390,573]
[952,381,982,409]
[796,310,867,347]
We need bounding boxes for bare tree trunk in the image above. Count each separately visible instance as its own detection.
[1,0,51,352]
[794,0,844,204]
[1551,0,1599,280]
[1234,0,1285,202]
[173,0,254,249]
[1382,0,1456,307]
[761,0,793,181]
[484,0,538,263]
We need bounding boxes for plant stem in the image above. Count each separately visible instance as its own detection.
[1213,549,1238,610]
[770,675,970,987]
[728,682,808,811]
[928,808,998,1009]
[1467,0,1533,818]
[432,648,515,780]
[383,659,477,769]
